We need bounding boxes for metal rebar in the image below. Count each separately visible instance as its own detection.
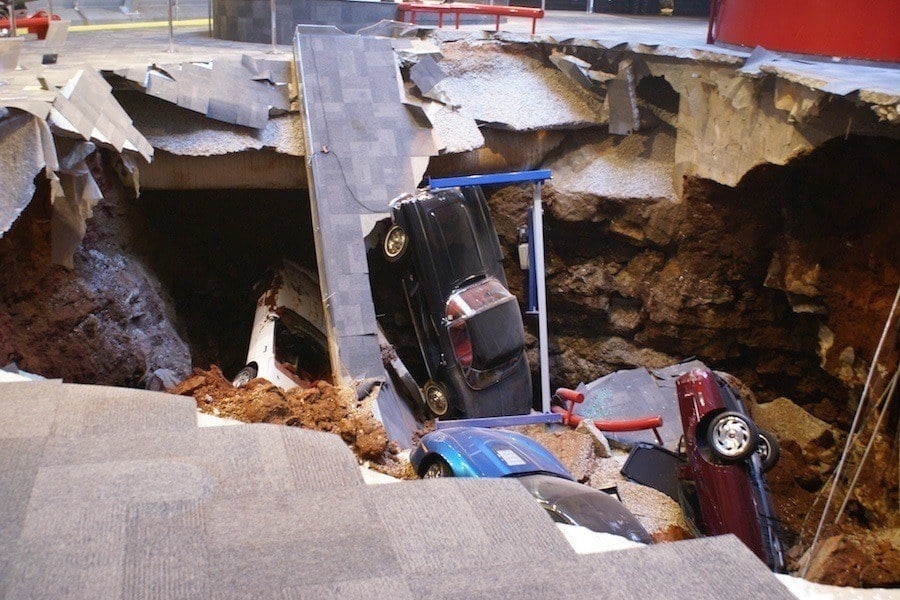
[801,282,900,578]
[834,369,898,524]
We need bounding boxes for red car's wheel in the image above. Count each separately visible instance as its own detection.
[706,411,759,462]
[756,430,780,472]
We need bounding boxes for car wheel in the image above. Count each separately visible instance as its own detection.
[706,411,759,462]
[423,380,451,417]
[756,430,780,472]
[420,457,453,479]
[232,366,257,387]
[383,225,409,263]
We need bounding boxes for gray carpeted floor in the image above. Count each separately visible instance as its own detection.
[0,382,794,598]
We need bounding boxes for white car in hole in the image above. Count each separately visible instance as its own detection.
[232,260,330,390]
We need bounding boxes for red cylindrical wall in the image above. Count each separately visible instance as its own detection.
[709,0,900,63]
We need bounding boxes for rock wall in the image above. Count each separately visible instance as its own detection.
[487,134,899,425]
[0,152,191,387]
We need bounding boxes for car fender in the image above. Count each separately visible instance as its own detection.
[411,431,481,478]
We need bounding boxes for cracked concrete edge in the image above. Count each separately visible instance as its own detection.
[435,31,898,123]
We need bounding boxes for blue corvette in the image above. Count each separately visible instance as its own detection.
[411,427,652,544]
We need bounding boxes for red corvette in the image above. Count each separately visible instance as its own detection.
[675,368,783,571]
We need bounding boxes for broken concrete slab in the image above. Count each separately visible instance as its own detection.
[118,92,304,157]
[116,55,292,130]
[547,127,676,202]
[50,67,153,161]
[422,103,485,155]
[409,55,446,97]
[0,112,56,237]
[607,58,640,136]
[617,480,690,539]
[51,140,103,268]
[549,52,595,92]
[296,32,433,446]
[438,41,606,131]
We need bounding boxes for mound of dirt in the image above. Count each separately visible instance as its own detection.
[170,366,392,462]
[803,528,900,588]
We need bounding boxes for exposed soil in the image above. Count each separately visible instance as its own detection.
[169,366,397,464]
[804,527,900,588]
[0,153,190,386]
[481,134,899,584]
[487,135,899,420]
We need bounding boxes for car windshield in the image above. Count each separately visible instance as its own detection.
[274,308,330,382]
[429,202,484,285]
[517,474,652,544]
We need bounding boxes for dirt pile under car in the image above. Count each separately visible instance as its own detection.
[169,366,393,462]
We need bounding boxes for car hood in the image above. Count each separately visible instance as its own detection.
[420,427,572,479]
[518,474,652,544]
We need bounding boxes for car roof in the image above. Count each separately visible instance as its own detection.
[397,188,505,300]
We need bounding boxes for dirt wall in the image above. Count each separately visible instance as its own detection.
[0,153,191,386]
[488,135,899,422]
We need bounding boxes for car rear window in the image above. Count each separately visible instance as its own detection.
[446,277,515,320]
[446,278,523,371]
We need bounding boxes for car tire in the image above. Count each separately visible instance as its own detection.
[232,365,258,387]
[382,224,409,263]
[706,411,759,462]
[420,457,453,479]
[756,430,780,473]
[422,379,451,418]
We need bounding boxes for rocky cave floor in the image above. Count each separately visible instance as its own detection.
[1,42,899,588]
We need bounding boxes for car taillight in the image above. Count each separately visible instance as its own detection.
[449,321,473,368]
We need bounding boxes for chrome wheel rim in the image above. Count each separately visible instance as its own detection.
[233,371,253,387]
[425,385,448,415]
[423,462,446,478]
[384,227,407,258]
[757,436,770,461]
[712,416,752,457]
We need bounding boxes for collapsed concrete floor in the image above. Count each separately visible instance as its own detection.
[1,24,899,589]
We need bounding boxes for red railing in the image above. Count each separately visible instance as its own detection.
[0,11,60,40]
[396,3,544,35]
[552,387,664,444]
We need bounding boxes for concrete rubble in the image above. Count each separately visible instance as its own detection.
[0,14,897,593]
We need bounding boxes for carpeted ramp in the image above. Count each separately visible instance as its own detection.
[0,382,794,599]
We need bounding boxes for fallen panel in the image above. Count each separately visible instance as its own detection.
[119,92,304,157]
[438,42,607,131]
[295,32,434,446]
[117,56,292,130]
[50,67,153,161]
[548,127,676,202]
[0,113,56,237]
[574,360,709,450]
